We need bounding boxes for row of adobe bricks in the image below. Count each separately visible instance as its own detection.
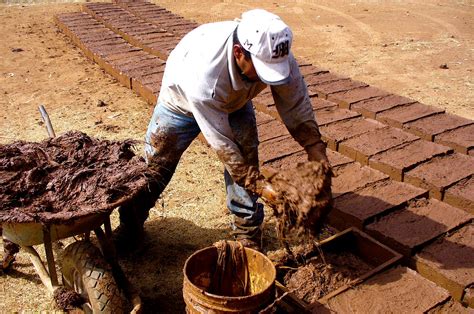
[54,2,473,307]
[84,1,474,158]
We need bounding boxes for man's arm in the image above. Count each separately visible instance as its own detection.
[270,54,329,163]
[187,96,264,193]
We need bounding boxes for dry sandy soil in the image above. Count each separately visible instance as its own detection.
[0,0,473,312]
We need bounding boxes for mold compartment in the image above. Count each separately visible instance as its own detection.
[274,227,402,312]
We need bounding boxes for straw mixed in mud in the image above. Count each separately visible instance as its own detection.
[264,161,333,241]
[282,250,372,304]
[0,131,154,224]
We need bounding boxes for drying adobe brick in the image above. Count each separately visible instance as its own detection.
[0,131,155,224]
[282,250,372,304]
[264,161,333,240]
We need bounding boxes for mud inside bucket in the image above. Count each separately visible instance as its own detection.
[183,242,276,313]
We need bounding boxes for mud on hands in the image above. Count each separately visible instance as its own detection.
[259,161,333,239]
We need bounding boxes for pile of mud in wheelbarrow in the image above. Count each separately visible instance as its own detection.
[0,131,153,312]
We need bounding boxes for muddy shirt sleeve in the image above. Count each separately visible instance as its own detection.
[271,54,322,149]
[187,95,250,186]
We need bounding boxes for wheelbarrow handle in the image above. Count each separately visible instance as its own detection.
[38,104,56,138]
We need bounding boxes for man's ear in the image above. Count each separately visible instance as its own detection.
[233,44,244,60]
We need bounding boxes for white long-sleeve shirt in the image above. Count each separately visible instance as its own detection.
[158,21,321,185]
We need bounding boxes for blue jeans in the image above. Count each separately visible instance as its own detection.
[137,102,263,237]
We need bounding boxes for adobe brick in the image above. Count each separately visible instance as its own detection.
[320,117,385,151]
[114,58,163,72]
[325,267,450,313]
[304,72,348,86]
[377,102,445,128]
[259,135,303,164]
[352,94,416,119]
[103,50,148,63]
[257,119,289,142]
[109,54,156,69]
[314,106,360,127]
[339,126,419,165]
[444,177,474,214]
[427,299,471,313]
[124,62,165,80]
[89,44,131,61]
[262,148,352,171]
[310,97,337,111]
[262,151,307,170]
[435,124,474,155]
[332,162,388,197]
[330,180,427,230]
[80,33,122,44]
[312,79,368,99]
[133,80,159,105]
[327,149,354,168]
[404,113,474,141]
[299,64,328,76]
[64,19,102,27]
[369,139,453,181]
[366,198,472,256]
[404,153,474,200]
[255,110,274,126]
[414,224,474,302]
[86,38,125,48]
[328,86,389,109]
[132,74,162,92]
[55,12,89,21]
[253,91,275,117]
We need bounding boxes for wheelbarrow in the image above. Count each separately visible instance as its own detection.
[2,209,142,313]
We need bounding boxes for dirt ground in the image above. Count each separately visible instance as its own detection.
[0,0,473,312]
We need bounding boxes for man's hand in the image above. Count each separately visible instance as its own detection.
[306,141,329,165]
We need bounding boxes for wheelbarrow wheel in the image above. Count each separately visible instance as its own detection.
[61,241,127,313]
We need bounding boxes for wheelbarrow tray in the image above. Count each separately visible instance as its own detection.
[2,211,111,247]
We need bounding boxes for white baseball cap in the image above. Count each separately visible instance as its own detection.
[237,9,293,85]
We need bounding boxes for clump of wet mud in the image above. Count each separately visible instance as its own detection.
[0,131,154,223]
[281,250,372,304]
[53,287,85,310]
[265,161,333,239]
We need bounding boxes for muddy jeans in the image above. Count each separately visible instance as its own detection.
[119,101,263,239]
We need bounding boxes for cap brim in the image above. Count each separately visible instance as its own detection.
[252,55,290,85]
